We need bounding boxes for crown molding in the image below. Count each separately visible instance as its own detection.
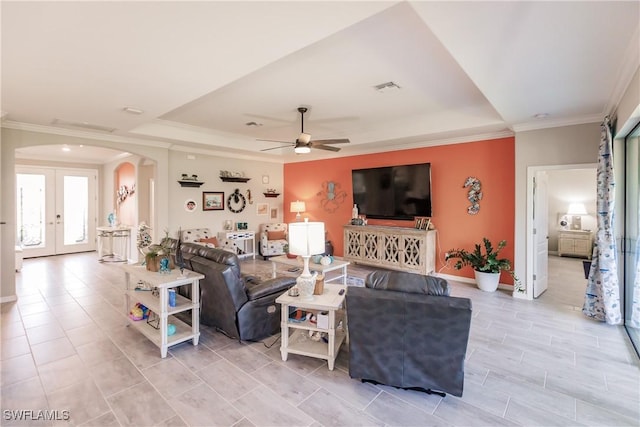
[1,120,173,149]
[511,113,602,133]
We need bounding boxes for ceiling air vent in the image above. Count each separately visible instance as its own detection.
[374,81,401,92]
[52,118,116,133]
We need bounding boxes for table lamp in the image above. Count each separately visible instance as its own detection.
[288,219,325,300]
[290,200,306,221]
[567,202,587,230]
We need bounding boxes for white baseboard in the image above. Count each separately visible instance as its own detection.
[437,272,514,292]
[0,295,18,303]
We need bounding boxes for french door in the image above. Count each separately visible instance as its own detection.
[16,167,97,258]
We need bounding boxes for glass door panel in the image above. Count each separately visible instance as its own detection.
[16,167,97,258]
[16,169,55,257]
[624,127,639,354]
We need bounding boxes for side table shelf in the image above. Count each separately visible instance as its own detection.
[121,264,204,358]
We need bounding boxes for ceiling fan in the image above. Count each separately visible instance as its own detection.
[259,107,350,153]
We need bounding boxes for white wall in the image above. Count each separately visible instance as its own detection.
[169,151,284,238]
[514,123,601,297]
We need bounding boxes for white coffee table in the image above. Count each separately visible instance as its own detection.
[270,255,350,285]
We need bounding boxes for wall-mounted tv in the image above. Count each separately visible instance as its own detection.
[352,163,432,220]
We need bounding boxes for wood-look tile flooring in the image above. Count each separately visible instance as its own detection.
[1,253,638,426]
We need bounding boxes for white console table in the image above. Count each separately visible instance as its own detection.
[343,225,436,275]
[218,231,256,259]
[97,226,130,263]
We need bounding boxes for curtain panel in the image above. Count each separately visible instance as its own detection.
[583,117,621,324]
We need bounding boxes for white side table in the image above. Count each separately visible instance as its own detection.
[276,284,347,370]
[97,226,131,262]
[218,231,256,259]
[121,264,204,358]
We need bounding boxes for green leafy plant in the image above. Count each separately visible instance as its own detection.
[445,238,516,276]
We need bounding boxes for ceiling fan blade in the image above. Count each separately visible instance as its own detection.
[312,144,341,152]
[310,138,350,145]
[257,138,292,144]
[260,144,294,152]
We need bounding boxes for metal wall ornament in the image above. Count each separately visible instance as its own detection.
[317,180,347,213]
[227,188,247,213]
[463,176,482,215]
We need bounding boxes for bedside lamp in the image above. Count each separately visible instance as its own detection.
[288,219,325,300]
[567,203,587,230]
[290,200,306,221]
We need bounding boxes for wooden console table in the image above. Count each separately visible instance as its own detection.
[343,225,436,275]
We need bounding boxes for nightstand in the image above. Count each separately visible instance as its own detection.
[558,230,593,259]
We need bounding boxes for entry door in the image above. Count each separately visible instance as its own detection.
[533,171,549,297]
[16,167,97,257]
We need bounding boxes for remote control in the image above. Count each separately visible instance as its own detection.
[338,289,345,295]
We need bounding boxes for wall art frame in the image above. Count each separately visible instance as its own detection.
[202,191,224,211]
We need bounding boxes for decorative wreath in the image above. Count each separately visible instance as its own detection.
[227,188,247,213]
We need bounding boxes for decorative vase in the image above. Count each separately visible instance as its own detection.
[474,270,500,292]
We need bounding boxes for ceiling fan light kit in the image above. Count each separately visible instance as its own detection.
[258,106,350,154]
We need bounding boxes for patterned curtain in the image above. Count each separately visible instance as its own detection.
[583,117,621,324]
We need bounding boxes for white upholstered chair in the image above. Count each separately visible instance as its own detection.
[259,223,288,259]
[180,228,237,254]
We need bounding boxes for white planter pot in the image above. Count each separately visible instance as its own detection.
[474,270,500,292]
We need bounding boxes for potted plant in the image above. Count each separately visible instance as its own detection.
[445,238,518,292]
[145,233,175,272]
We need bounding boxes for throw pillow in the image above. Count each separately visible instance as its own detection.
[267,230,286,240]
[199,237,219,246]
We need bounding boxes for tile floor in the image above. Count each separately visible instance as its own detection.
[1,253,638,426]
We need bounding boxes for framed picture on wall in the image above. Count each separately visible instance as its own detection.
[257,202,269,215]
[203,192,224,211]
[270,208,278,219]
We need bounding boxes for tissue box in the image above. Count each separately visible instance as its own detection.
[316,311,329,329]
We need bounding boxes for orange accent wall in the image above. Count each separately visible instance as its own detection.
[116,162,136,226]
[284,137,516,284]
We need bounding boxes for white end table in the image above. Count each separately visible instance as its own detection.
[276,284,347,370]
[121,264,204,358]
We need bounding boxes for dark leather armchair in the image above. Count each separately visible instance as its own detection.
[346,270,472,397]
[178,243,296,341]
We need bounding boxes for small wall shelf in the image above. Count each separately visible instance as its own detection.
[178,180,204,188]
[263,192,280,198]
[220,177,251,183]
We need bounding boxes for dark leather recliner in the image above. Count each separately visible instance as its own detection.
[178,243,296,341]
[346,270,472,397]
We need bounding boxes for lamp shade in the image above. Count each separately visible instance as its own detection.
[290,200,306,214]
[567,203,588,215]
[288,221,325,256]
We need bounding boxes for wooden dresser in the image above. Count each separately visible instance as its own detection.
[558,230,593,259]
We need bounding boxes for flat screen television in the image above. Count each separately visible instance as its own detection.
[352,163,432,220]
